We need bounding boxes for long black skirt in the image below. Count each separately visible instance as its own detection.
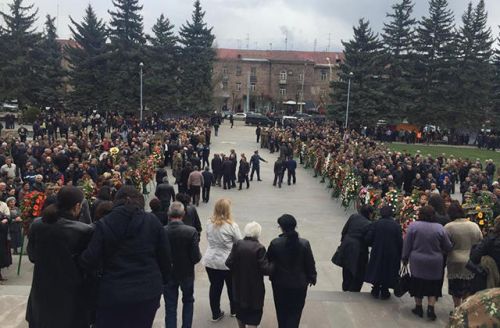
[235,303,263,326]
[409,277,443,298]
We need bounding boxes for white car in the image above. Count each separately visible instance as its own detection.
[233,113,247,120]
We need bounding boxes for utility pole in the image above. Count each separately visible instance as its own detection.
[299,64,306,114]
[246,71,251,113]
[246,33,250,49]
[139,62,144,123]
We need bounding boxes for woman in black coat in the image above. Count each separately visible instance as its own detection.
[226,221,272,328]
[339,205,374,292]
[364,206,403,300]
[267,214,317,328]
[26,186,94,328]
[0,212,11,282]
[80,186,172,328]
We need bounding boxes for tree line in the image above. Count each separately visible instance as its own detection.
[0,0,216,114]
[331,0,500,129]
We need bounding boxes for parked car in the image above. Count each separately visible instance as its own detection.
[245,113,274,127]
[233,113,247,120]
[222,110,232,118]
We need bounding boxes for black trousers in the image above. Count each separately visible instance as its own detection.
[256,134,260,143]
[206,267,235,319]
[342,268,364,292]
[239,175,249,189]
[287,170,296,185]
[190,186,201,205]
[223,174,231,189]
[94,296,160,328]
[273,173,284,187]
[250,166,260,180]
[272,285,307,328]
[202,185,211,202]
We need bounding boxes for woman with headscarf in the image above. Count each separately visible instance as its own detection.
[267,214,317,328]
[26,186,93,328]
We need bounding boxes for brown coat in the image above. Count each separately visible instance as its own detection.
[226,237,272,310]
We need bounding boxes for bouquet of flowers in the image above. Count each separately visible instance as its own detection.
[341,170,361,210]
[332,165,345,198]
[358,187,382,209]
[384,189,402,217]
[399,191,421,235]
[463,191,495,233]
[80,178,96,206]
[20,191,46,235]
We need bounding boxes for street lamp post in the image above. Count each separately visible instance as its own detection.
[139,62,144,123]
[299,63,306,114]
[345,72,353,129]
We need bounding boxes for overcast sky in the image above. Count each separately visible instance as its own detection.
[2,0,499,51]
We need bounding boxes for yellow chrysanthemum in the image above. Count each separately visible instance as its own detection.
[478,212,484,219]
[110,147,120,155]
[475,206,481,211]
[479,220,485,226]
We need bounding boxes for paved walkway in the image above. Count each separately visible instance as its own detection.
[0,121,453,327]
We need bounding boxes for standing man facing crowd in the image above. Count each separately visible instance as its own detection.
[250,151,267,182]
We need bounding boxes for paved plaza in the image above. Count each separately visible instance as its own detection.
[0,121,453,327]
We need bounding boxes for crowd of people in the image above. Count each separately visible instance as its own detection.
[0,111,499,327]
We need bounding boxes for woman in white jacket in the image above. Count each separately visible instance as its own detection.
[202,198,242,321]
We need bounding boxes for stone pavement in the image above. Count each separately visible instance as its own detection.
[0,121,453,327]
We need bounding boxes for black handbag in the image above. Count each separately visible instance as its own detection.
[394,265,411,298]
[331,245,343,267]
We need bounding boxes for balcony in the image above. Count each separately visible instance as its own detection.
[279,79,287,85]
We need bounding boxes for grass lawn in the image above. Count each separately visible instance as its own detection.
[386,143,500,166]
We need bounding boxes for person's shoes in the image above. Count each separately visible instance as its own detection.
[238,187,242,190]
[380,289,391,300]
[246,186,249,189]
[230,313,237,318]
[412,306,423,318]
[427,307,436,321]
[370,287,380,299]
[278,184,282,188]
[250,179,253,181]
[223,187,227,190]
[273,183,276,186]
[211,312,225,322]
[258,179,262,181]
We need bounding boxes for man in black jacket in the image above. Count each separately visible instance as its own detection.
[286,157,297,185]
[250,150,267,181]
[222,156,233,190]
[164,202,202,328]
[202,166,214,203]
[155,177,176,211]
[273,157,285,188]
[211,154,222,186]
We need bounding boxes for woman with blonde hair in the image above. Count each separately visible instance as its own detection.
[201,198,242,322]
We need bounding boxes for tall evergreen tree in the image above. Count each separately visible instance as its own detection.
[454,1,493,129]
[382,0,417,122]
[178,0,216,112]
[413,0,456,126]
[107,0,145,112]
[0,0,40,107]
[330,19,385,126]
[492,32,500,126]
[145,14,178,112]
[32,15,65,107]
[66,5,109,111]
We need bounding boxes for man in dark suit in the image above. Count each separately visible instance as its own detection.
[250,150,267,181]
[155,177,176,211]
[286,157,297,185]
[163,202,202,328]
[211,154,222,186]
[222,156,233,190]
[202,166,214,203]
[273,157,285,188]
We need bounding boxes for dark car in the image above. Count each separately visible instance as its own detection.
[245,113,274,127]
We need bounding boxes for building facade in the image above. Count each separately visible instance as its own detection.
[213,49,343,113]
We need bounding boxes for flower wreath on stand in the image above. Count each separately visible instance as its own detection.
[332,165,345,199]
[20,191,46,236]
[358,187,382,213]
[384,189,402,219]
[341,170,361,210]
[399,190,421,236]
[463,191,495,234]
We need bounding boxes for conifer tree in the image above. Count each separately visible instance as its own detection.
[145,14,179,112]
[0,0,40,107]
[413,0,456,126]
[66,5,109,111]
[330,19,385,126]
[33,15,65,107]
[107,0,145,112]
[454,0,493,128]
[382,0,417,122]
[178,0,216,112]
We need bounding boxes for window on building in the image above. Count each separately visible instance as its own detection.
[236,66,242,76]
[236,82,241,91]
[251,67,257,76]
[222,65,228,75]
[320,69,328,81]
[222,81,228,90]
[298,73,304,81]
[280,70,287,81]
[250,83,256,92]
[279,88,287,96]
